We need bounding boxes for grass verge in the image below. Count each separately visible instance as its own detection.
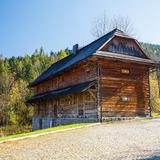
[0,125,32,137]
[152,112,160,117]
[0,123,92,141]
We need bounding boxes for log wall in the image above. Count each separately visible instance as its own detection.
[99,59,150,118]
[33,89,97,118]
[32,89,98,130]
[32,56,151,130]
[33,61,97,94]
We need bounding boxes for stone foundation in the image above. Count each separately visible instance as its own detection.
[101,115,150,122]
[32,117,98,130]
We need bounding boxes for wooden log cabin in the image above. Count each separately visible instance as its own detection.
[27,29,157,130]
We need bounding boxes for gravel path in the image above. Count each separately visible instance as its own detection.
[0,119,160,160]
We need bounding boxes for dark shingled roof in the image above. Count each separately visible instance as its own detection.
[29,29,156,87]
[27,80,96,103]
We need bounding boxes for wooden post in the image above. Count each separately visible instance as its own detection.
[148,68,151,117]
[97,62,102,122]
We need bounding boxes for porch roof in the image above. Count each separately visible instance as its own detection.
[27,80,96,103]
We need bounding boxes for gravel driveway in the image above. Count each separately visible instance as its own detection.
[0,119,160,160]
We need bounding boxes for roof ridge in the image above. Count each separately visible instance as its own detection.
[77,28,117,53]
[29,28,154,87]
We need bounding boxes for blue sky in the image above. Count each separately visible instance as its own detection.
[0,0,160,57]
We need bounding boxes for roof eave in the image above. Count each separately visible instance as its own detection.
[27,80,97,103]
[95,51,159,66]
[29,54,94,87]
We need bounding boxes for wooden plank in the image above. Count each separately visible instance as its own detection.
[99,59,149,117]
[34,61,98,94]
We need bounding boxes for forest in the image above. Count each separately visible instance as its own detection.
[0,48,70,136]
[0,42,160,136]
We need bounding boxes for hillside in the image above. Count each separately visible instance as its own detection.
[141,42,160,61]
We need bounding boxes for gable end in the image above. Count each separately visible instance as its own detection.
[100,36,148,59]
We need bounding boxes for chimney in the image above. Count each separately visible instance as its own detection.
[72,44,79,54]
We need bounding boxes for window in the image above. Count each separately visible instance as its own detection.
[120,95,130,102]
[121,69,130,74]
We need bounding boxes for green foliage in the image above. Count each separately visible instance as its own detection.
[149,71,160,113]
[141,42,160,59]
[141,42,160,113]
[0,125,32,137]
[8,80,33,125]
[0,47,71,126]
[57,49,68,60]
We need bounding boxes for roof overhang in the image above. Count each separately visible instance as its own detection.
[27,80,96,104]
[95,51,159,66]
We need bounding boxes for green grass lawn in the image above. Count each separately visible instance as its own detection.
[152,112,160,117]
[0,123,92,141]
